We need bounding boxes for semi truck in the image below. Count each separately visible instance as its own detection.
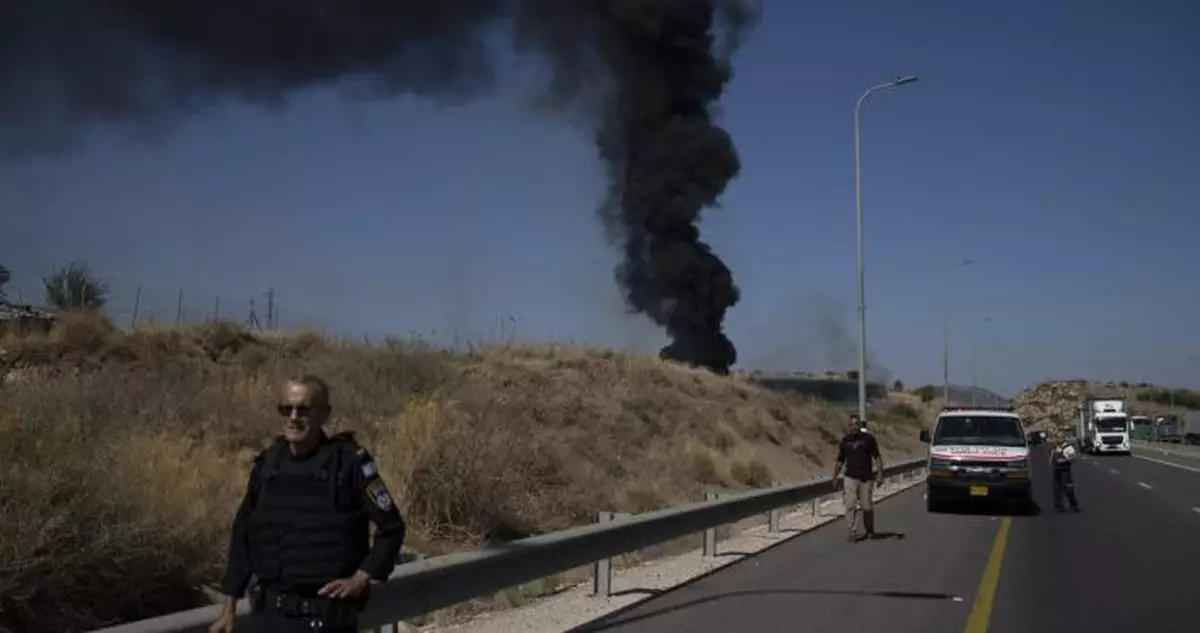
[1078,396,1131,455]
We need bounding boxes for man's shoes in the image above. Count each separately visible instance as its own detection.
[864,531,878,540]
[1070,506,1081,513]
[847,530,858,543]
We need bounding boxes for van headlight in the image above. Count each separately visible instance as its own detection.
[1004,458,1030,479]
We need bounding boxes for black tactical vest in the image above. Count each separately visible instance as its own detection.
[246,436,370,587]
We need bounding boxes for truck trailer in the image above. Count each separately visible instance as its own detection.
[1181,410,1200,445]
[1078,396,1131,455]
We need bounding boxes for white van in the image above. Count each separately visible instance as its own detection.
[919,406,1033,513]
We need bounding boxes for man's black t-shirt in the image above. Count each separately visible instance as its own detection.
[837,431,881,481]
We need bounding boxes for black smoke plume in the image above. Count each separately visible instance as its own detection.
[0,0,759,374]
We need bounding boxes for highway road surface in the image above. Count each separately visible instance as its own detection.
[569,447,1199,633]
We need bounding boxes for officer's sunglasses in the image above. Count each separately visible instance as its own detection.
[277,404,314,418]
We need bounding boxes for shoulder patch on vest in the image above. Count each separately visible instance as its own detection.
[366,478,393,511]
[356,446,380,479]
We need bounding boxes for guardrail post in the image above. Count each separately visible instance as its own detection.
[767,506,781,533]
[703,490,720,557]
[591,511,628,597]
[766,481,782,533]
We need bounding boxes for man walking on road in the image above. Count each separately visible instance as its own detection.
[833,415,884,542]
[1049,430,1081,513]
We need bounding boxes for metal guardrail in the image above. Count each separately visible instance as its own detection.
[87,457,927,633]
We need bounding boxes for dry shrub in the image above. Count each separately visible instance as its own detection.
[887,401,923,422]
[729,458,773,487]
[0,313,925,631]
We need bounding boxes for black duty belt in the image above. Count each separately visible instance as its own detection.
[252,585,366,626]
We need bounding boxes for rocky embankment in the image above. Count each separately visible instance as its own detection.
[1013,379,1189,431]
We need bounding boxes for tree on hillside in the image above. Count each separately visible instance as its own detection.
[42,260,109,312]
[892,379,905,392]
[913,384,937,403]
[0,264,9,302]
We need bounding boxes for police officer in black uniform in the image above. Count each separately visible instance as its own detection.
[209,375,406,633]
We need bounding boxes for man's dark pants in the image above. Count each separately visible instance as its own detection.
[249,608,357,633]
[249,587,361,633]
[1052,466,1079,510]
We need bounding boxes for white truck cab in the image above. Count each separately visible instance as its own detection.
[919,406,1032,513]
[1079,396,1131,455]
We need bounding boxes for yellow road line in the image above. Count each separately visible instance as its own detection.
[962,516,1012,633]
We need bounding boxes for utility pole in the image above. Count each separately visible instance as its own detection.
[245,297,261,331]
[175,288,184,326]
[942,258,975,405]
[213,295,221,324]
[942,311,950,404]
[265,287,275,330]
[131,286,142,330]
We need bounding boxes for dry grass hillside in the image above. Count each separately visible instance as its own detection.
[0,313,926,632]
[1014,379,1200,430]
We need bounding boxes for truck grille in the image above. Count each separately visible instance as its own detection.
[943,461,1014,482]
[1101,436,1123,445]
[952,460,1007,470]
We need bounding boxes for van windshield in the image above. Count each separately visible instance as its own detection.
[934,415,1025,447]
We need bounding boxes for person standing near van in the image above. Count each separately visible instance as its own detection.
[833,416,884,541]
[1049,430,1081,512]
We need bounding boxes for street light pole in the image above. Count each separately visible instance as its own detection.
[942,258,974,405]
[971,316,994,406]
[854,75,919,421]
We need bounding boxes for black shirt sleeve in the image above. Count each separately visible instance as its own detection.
[220,455,263,599]
[835,437,847,463]
[868,433,882,459]
[352,448,407,581]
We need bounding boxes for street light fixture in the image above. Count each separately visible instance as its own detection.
[854,75,920,421]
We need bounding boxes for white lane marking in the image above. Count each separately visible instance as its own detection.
[1193,507,1200,515]
[1137,481,1153,490]
[1109,468,1120,474]
[1134,454,1200,474]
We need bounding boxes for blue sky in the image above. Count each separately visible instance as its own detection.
[2,0,1198,397]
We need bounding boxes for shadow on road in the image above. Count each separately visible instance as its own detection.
[567,588,962,632]
[862,530,906,541]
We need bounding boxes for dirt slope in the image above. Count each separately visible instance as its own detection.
[0,313,926,632]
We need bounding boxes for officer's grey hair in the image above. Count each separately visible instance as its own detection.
[287,374,331,409]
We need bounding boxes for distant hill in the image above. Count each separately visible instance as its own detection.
[910,383,1008,407]
[944,384,1009,407]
